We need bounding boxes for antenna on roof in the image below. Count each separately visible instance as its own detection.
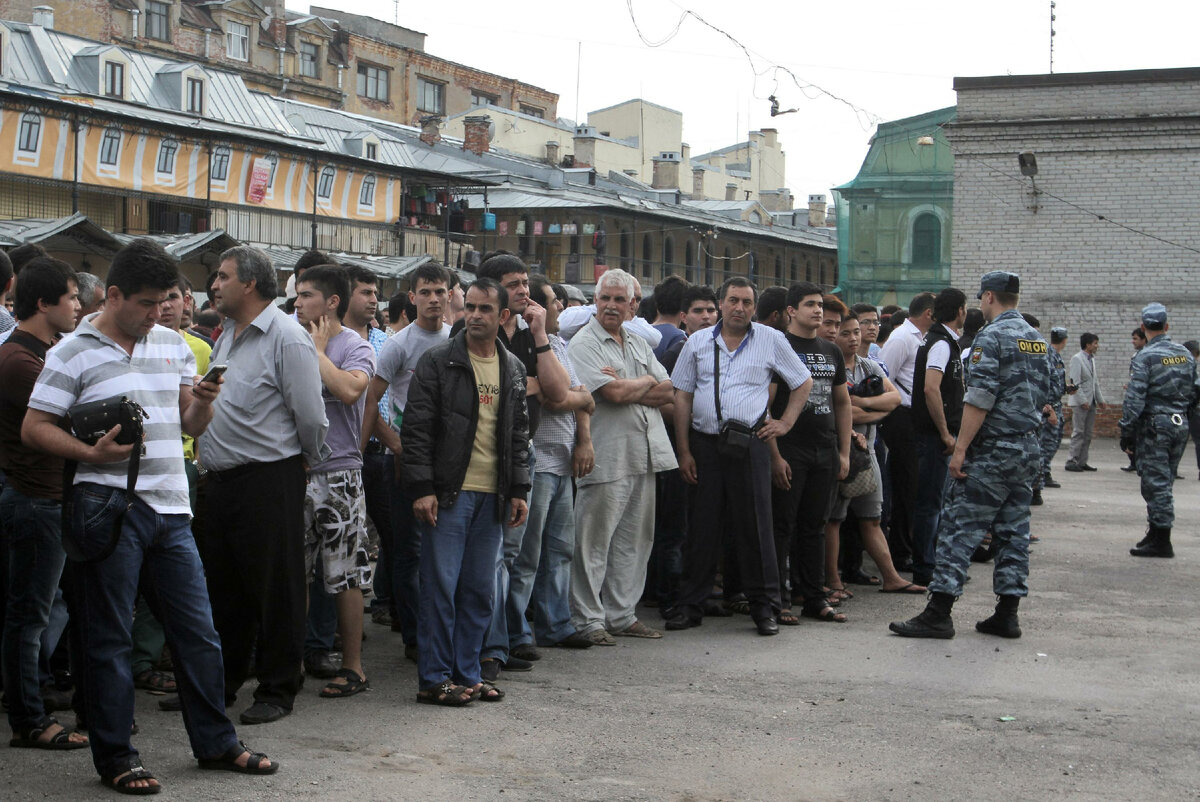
[394,0,400,25]
[1049,1,1056,74]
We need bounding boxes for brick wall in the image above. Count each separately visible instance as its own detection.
[948,72,1200,435]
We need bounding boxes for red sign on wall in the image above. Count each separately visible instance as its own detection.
[246,157,272,204]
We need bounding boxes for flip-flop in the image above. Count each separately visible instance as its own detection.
[879,583,926,594]
[801,606,847,623]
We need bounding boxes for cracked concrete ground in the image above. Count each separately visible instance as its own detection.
[3,439,1198,801]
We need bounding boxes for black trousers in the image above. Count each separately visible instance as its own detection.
[677,432,780,622]
[772,445,837,607]
[196,456,306,710]
[881,406,916,566]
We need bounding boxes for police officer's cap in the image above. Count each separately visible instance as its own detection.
[1141,302,1167,326]
[1050,326,1068,342]
[976,271,1020,298]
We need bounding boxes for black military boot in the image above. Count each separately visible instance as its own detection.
[1131,526,1174,558]
[1043,472,1061,489]
[1031,488,1043,506]
[975,595,1021,638]
[889,592,956,639]
[1134,526,1153,549]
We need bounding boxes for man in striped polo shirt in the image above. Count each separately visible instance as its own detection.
[23,239,276,794]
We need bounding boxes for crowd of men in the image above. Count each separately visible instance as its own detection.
[0,237,1196,794]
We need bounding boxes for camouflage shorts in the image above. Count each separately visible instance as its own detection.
[304,469,372,594]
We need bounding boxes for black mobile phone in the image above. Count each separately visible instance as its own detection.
[200,364,228,384]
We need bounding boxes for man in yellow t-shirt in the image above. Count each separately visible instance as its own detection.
[401,278,531,706]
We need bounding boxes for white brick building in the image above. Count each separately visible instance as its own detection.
[947,67,1200,426]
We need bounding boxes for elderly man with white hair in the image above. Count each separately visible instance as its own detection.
[566,269,677,643]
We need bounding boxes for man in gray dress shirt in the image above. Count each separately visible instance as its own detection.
[196,246,329,726]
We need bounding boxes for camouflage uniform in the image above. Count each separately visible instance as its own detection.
[1120,333,1200,528]
[929,309,1052,598]
[1033,345,1066,491]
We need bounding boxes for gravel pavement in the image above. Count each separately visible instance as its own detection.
[3,439,1198,801]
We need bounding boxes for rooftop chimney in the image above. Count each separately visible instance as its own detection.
[761,128,778,149]
[32,5,54,28]
[462,115,492,156]
[808,194,827,228]
[418,115,442,146]
[573,126,598,168]
[545,140,560,165]
[691,166,706,199]
[651,151,681,190]
[725,183,737,201]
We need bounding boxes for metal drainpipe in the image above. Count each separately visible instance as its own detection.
[204,29,210,60]
[70,113,79,213]
[130,9,139,40]
[310,161,318,250]
[443,180,451,266]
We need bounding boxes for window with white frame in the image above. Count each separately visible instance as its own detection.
[156,139,179,175]
[226,21,249,62]
[104,61,124,98]
[145,1,170,42]
[187,77,204,114]
[17,113,40,153]
[520,104,544,119]
[317,166,335,199]
[416,77,444,114]
[356,63,388,102]
[299,42,319,79]
[99,127,122,166]
[359,174,376,209]
[211,145,231,182]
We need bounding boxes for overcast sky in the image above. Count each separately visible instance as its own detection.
[299,1,1200,204]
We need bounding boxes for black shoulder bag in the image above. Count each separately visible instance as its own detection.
[714,340,760,460]
[61,396,148,562]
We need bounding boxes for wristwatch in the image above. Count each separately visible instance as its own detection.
[535,343,552,354]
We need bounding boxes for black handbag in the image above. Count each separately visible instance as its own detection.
[61,396,148,562]
[713,340,761,459]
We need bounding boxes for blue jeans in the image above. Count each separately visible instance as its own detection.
[72,483,237,778]
[511,471,576,647]
[913,429,951,581]
[304,554,337,656]
[391,479,419,646]
[417,491,502,689]
[482,448,534,663]
[1,486,65,733]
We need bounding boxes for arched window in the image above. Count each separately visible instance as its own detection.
[663,236,674,272]
[211,145,231,182]
[620,228,631,270]
[570,219,581,255]
[685,240,695,284]
[156,139,179,174]
[359,173,377,208]
[317,166,335,199]
[705,246,714,286]
[642,234,653,279]
[789,257,798,283]
[99,128,122,166]
[774,256,782,284]
[912,212,941,265]
[747,252,757,285]
[805,258,813,282]
[17,113,41,153]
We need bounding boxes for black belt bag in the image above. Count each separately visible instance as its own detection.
[61,396,148,562]
[712,340,762,460]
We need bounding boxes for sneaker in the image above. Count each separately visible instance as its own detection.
[370,608,394,627]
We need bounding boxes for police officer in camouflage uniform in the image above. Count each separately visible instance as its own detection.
[1120,303,1200,558]
[890,271,1051,640]
[1032,326,1069,502]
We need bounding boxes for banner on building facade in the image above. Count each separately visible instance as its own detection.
[246,157,272,204]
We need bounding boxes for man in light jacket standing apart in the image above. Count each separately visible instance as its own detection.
[1065,332,1103,472]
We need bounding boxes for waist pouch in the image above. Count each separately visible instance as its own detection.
[717,420,757,460]
[61,396,147,562]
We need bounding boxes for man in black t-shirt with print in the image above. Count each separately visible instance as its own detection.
[768,282,852,624]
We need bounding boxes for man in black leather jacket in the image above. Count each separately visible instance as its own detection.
[401,277,531,706]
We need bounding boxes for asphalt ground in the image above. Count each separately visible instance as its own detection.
[2,438,1198,801]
